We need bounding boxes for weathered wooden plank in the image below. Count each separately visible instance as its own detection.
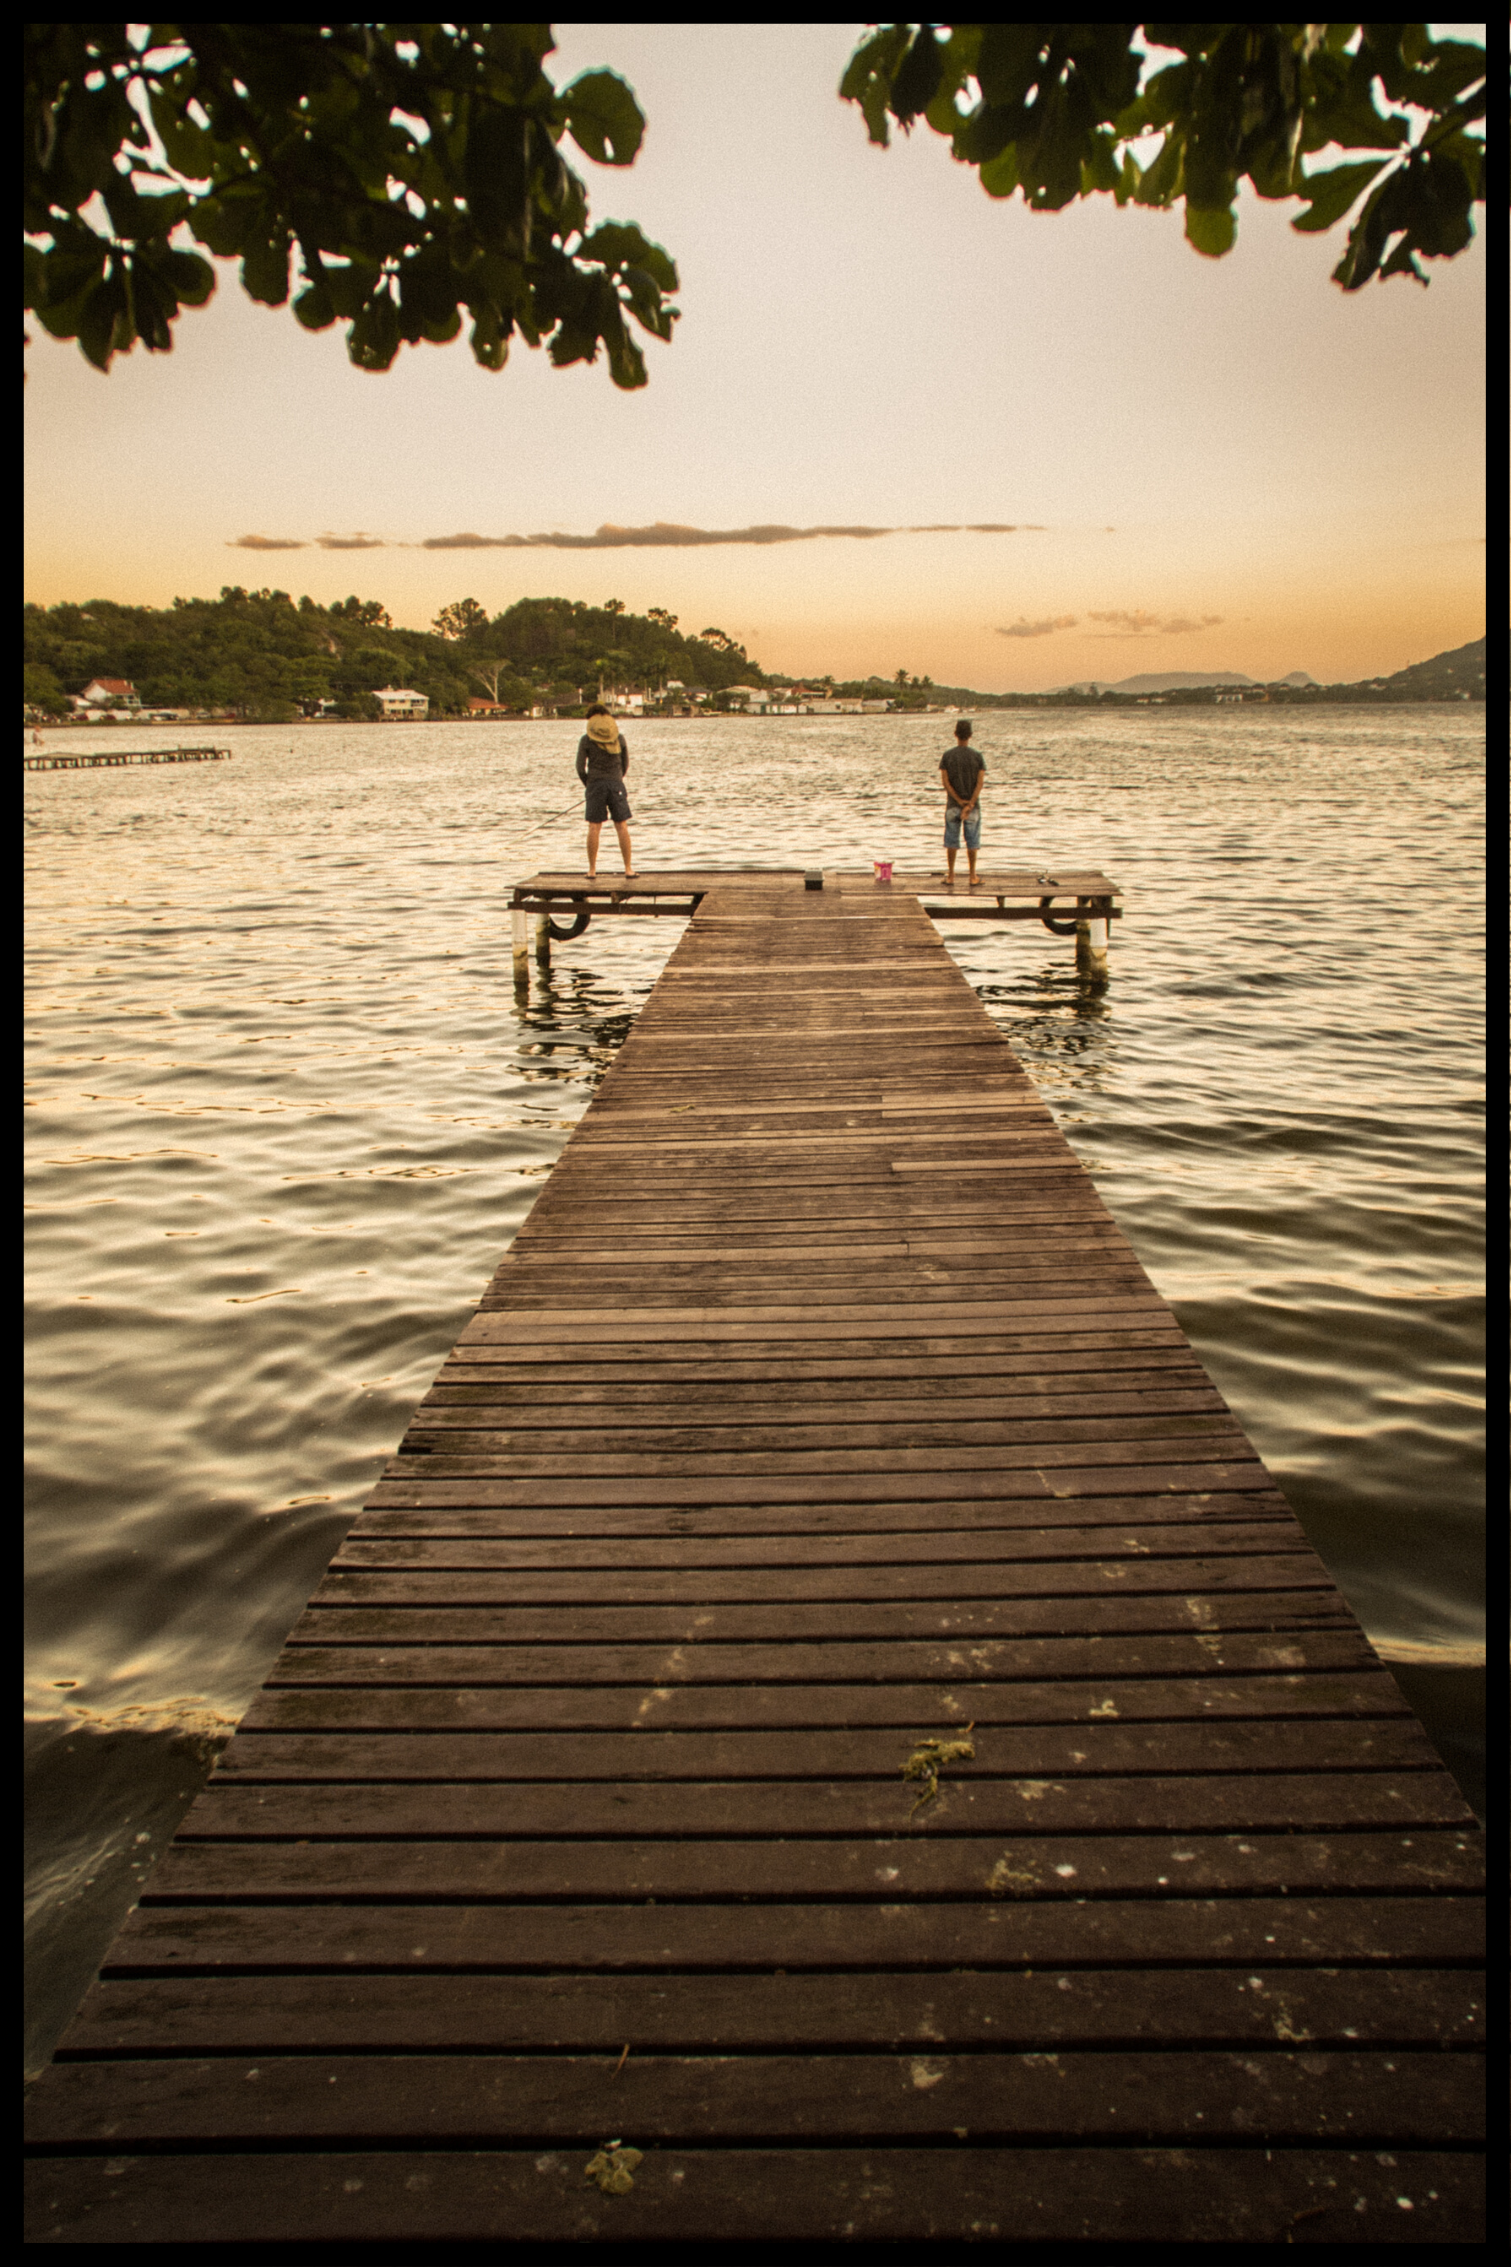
[367,1460,1280,1506]
[332,1521,1299,1568]
[235,1671,1412,1734]
[405,1392,1232,1439]
[48,1968,1486,2056]
[420,1360,1215,1405]
[100,1896,1482,1976]
[208,1718,1442,1784]
[168,1772,1475,1839]
[25,2050,1483,2149]
[433,1333,1196,1378]
[278,1592,1361,1652]
[434,1346,1203,1387]
[135,1826,1486,1905]
[270,1627,1371,1685]
[22,2143,1485,2246]
[506,1231,1127,1257]
[460,1294,1169,1336]
[486,1264,1156,1299]
[584,1093,1053,1124]
[308,1554,1327,1607]
[385,1442,1269,1484]
[348,1491,1296,1538]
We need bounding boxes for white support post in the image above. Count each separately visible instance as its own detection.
[1076,915,1110,983]
[534,912,552,970]
[512,907,529,991]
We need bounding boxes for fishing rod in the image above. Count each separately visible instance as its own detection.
[494,799,588,861]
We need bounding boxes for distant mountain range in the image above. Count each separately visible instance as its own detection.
[1052,669,1316,695]
[1048,638,1484,700]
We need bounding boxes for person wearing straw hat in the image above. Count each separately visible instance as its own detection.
[576,704,636,879]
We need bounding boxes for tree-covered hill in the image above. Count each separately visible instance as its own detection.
[22,593,1486,720]
[1373,636,1485,699]
[22,588,765,720]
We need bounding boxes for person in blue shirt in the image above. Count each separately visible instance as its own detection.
[939,718,984,887]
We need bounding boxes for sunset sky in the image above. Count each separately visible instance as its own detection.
[24,22,1485,691]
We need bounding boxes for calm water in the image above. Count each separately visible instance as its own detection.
[24,710,1485,2076]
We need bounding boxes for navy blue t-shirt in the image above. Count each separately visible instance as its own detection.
[941,745,984,804]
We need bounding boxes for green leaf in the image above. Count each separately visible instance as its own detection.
[1129,60,1188,131]
[839,24,911,147]
[293,279,335,330]
[147,86,218,183]
[561,69,644,165]
[1376,234,1427,284]
[1079,128,1122,196]
[975,23,1052,108]
[924,24,981,133]
[241,232,292,306]
[1305,55,1412,154]
[955,103,1023,166]
[1290,157,1387,233]
[76,271,129,370]
[889,25,946,129]
[978,144,1020,200]
[618,264,677,339]
[467,304,511,371]
[165,247,216,308]
[1131,130,1183,208]
[347,288,402,371]
[579,221,678,291]
[322,260,380,320]
[1184,202,1236,257]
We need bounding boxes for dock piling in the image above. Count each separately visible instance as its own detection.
[1077,913,1110,983]
[510,907,529,992]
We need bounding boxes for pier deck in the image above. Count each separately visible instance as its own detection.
[25,872,1483,2244]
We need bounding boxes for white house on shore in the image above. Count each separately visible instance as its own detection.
[73,677,141,711]
[372,686,428,719]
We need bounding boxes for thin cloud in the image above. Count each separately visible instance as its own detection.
[229,534,306,551]
[315,532,387,551]
[911,522,1039,534]
[420,520,1031,550]
[996,615,1078,639]
[1088,609,1224,636]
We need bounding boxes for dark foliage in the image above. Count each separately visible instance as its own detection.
[24,23,677,383]
[843,24,1484,287]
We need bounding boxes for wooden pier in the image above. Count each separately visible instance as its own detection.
[24,745,230,772]
[25,869,1484,2245]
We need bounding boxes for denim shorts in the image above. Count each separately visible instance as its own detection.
[584,777,632,824]
[944,802,981,851]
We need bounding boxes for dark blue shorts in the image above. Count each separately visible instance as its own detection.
[584,777,631,824]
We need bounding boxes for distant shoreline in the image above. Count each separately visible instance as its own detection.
[25,688,1486,736]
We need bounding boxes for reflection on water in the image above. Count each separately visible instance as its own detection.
[24,711,1484,2075]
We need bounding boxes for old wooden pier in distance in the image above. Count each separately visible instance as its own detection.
[25,867,1484,2245]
